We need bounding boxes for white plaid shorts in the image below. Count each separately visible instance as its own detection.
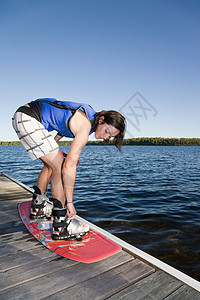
[12,111,59,160]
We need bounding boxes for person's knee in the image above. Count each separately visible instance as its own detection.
[41,156,63,173]
[51,162,63,173]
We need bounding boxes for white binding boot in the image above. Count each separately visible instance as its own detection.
[29,186,53,220]
[51,198,89,241]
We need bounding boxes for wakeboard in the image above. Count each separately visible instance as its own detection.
[18,201,121,263]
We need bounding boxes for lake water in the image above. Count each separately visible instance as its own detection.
[0,145,200,280]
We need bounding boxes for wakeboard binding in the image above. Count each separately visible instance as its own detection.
[51,198,89,241]
[29,186,53,220]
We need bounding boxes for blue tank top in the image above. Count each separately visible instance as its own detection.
[29,98,96,138]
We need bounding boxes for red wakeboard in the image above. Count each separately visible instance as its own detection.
[18,201,121,263]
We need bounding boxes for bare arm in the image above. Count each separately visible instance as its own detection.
[63,131,89,200]
[62,111,91,218]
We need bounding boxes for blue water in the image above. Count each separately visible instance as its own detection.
[0,145,200,280]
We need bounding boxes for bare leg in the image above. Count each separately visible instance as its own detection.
[37,164,52,194]
[39,149,65,207]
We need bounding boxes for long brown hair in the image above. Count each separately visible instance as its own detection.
[93,110,126,151]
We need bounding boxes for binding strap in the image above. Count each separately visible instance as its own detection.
[52,208,67,217]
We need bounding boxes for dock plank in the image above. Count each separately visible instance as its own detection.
[107,270,183,300]
[0,212,21,225]
[164,285,200,300]
[0,187,31,201]
[0,219,26,235]
[0,232,41,257]
[0,200,21,211]
[0,251,130,292]
[0,245,58,272]
[0,230,31,243]
[0,173,200,299]
[0,251,135,300]
[0,173,32,202]
[44,258,154,300]
[0,256,78,291]
[0,174,31,211]
[0,207,20,218]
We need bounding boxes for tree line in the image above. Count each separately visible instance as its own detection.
[1,138,200,146]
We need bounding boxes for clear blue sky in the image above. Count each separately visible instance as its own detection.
[1,0,199,141]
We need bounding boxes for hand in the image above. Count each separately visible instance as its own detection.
[66,202,76,219]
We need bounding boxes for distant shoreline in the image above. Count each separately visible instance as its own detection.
[1,138,200,146]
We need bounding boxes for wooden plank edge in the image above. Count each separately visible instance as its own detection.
[76,215,200,293]
[2,173,200,293]
[1,173,34,194]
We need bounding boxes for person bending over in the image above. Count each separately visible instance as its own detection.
[12,98,125,240]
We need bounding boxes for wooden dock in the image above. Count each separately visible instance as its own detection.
[0,172,200,300]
